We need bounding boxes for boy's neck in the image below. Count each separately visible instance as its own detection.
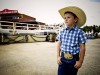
[67,24,75,29]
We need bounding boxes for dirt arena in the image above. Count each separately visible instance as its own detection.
[0,39,100,75]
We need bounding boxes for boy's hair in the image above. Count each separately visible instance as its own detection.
[64,11,78,19]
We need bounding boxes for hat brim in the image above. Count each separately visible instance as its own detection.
[59,6,86,27]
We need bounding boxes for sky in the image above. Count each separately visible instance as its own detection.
[0,0,100,26]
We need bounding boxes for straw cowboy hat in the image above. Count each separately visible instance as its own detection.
[59,6,86,27]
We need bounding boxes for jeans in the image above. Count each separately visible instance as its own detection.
[58,52,79,75]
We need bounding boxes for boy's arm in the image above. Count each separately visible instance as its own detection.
[79,43,86,64]
[57,41,61,57]
[57,41,62,64]
[74,43,86,69]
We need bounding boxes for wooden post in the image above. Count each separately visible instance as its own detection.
[13,22,16,35]
[1,33,4,43]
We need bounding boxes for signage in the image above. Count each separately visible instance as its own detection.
[0,9,18,14]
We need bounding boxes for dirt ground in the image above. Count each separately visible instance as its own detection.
[0,39,100,75]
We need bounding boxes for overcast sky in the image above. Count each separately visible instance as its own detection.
[0,0,100,26]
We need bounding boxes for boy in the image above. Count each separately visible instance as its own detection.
[57,6,87,75]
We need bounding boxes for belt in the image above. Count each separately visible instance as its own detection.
[61,52,79,60]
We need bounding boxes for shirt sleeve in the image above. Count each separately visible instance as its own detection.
[78,30,87,44]
[57,30,63,41]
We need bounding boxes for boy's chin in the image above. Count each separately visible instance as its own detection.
[65,23,70,26]
[65,23,75,27]
[65,24,70,27]
[64,23,72,28]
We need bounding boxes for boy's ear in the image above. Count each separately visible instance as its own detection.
[75,18,78,23]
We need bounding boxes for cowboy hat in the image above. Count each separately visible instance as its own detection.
[58,6,86,27]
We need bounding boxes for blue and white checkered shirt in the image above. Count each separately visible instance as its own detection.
[57,26,87,55]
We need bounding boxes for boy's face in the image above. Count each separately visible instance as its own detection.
[64,13,78,27]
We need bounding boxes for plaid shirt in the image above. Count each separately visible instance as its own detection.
[57,26,87,55]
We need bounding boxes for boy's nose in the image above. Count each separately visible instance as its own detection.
[65,18,68,21]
